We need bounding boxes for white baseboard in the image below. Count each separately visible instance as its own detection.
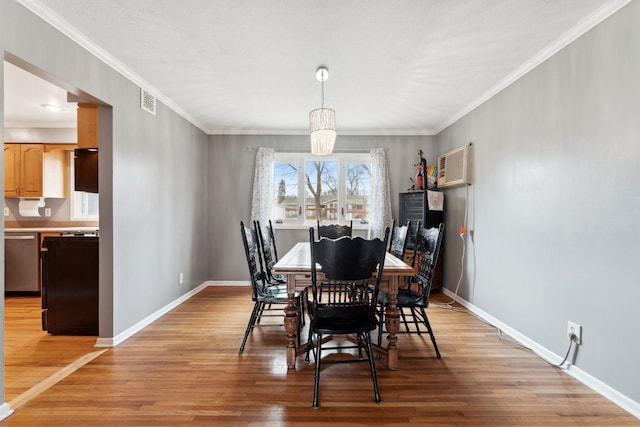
[95,281,211,348]
[441,288,640,419]
[0,402,14,421]
[206,281,249,286]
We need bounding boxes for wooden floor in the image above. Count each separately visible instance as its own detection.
[3,286,637,426]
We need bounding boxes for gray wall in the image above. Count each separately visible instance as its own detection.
[206,134,438,281]
[2,0,638,414]
[437,0,640,404]
[1,0,209,403]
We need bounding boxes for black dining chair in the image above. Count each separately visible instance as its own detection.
[377,223,444,358]
[306,227,389,408]
[388,219,411,262]
[239,221,301,353]
[316,220,353,239]
[254,220,285,285]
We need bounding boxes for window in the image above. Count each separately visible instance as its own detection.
[272,153,371,226]
[72,191,99,219]
[69,152,99,219]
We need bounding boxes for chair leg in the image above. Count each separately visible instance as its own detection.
[296,298,302,349]
[399,307,412,333]
[405,307,420,334]
[255,301,266,325]
[239,301,261,353]
[305,318,314,362]
[364,331,381,403]
[377,305,385,347]
[313,332,323,409]
[418,307,440,358]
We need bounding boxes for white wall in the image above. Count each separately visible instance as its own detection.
[437,0,640,406]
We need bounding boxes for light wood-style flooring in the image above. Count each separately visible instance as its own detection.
[3,286,637,426]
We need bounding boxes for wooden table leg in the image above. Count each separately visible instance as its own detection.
[284,291,299,370]
[385,276,400,370]
[284,271,301,370]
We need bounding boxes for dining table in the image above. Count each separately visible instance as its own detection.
[272,241,415,370]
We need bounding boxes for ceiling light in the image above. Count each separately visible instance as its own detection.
[309,66,336,156]
[41,103,66,112]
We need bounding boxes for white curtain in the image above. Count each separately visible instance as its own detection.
[250,147,275,227]
[368,148,393,240]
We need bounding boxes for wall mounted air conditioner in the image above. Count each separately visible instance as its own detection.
[437,143,472,189]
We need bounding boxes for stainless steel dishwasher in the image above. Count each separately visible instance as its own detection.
[4,232,40,293]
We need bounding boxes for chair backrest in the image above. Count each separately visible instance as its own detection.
[239,221,270,300]
[413,223,445,299]
[254,220,278,282]
[316,220,353,239]
[267,220,279,261]
[388,219,410,261]
[408,220,422,269]
[309,227,389,310]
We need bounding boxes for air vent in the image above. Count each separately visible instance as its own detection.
[140,89,156,115]
[437,143,472,189]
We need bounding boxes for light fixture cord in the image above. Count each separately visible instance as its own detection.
[320,77,325,108]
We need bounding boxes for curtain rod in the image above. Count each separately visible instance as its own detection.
[246,147,387,153]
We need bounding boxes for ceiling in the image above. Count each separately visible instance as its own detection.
[5,0,629,135]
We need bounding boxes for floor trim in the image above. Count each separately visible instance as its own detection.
[95,281,210,348]
[0,402,14,421]
[441,288,640,419]
[7,349,108,413]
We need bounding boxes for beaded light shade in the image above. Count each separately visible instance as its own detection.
[309,108,336,155]
[309,67,336,155]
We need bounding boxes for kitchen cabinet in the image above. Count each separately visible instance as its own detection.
[41,235,99,335]
[4,143,69,198]
[77,103,99,148]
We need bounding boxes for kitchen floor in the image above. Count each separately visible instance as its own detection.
[3,295,97,403]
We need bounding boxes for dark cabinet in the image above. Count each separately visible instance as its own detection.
[399,191,444,291]
[41,236,99,335]
[399,191,444,243]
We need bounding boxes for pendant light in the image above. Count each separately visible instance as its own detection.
[309,66,336,156]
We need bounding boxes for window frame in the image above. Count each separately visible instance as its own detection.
[272,152,371,230]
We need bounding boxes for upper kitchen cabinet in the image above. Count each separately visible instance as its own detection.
[4,143,70,198]
[77,103,99,148]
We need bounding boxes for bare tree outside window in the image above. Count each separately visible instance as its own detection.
[272,155,371,224]
[345,163,371,222]
[273,162,299,220]
[305,161,338,221]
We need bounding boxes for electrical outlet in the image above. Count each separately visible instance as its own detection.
[179,272,184,285]
[4,207,9,216]
[567,321,582,345]
[45,208,52,217]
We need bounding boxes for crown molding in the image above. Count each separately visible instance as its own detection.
[204,128,437,136]
[434,0,633,135]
